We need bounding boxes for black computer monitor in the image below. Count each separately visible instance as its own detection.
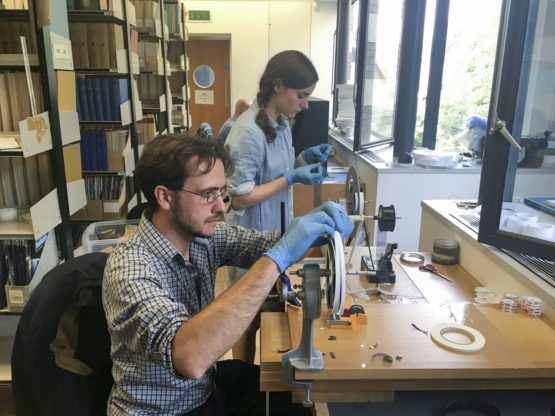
[291,97,329,156]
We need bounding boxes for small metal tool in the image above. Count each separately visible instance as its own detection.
[418,263,453,282]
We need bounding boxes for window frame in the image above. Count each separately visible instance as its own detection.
[477,0,554,261]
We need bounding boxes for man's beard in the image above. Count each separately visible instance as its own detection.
[171,201,216,239]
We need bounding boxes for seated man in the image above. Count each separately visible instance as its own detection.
[102,134,353,415]
[216,98,250,144]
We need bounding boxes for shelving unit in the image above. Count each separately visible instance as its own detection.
[1,1,186,317]
[132,0,189,135]
[166,0,190,131]
[0,0,80,313]
[68,0,143,221]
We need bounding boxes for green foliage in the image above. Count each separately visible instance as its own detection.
[418,12,499,151]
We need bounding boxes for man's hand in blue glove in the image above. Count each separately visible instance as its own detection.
[264,201,354,273]
[309,201,354,247]
[303,144,332,164]
[283,163,324,185]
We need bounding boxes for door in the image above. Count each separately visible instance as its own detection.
[187,38,231,135]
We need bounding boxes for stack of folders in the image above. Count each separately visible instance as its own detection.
[76,77,129,121]
[0,71,44,132]
[136,74,164,104]
[0,0,29,9]
[83,174,124,200]
[66,0,109,10]
[1,239,41,287]
[163,3,183,36]
[80,130,127,171]
[0,155,52,208]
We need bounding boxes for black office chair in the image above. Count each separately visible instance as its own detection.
[11,253,113,416]
[126,202,150,220]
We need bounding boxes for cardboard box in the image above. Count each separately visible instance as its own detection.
[108,151,125,172]
[87,199,104,219]
[293,181,365,217]
[293,180,366,257]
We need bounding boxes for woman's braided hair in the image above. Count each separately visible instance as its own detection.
[255,50,318,144]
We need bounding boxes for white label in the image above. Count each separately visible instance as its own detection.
[8,288,25,305]
[103,201,120,213]
[53,43,70,59]
[195,90,214,105]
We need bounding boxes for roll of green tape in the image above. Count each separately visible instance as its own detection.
[432,238,459,265]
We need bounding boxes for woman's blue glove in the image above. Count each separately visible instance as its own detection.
[283,163,324,185]
[303,144,332,164]
[263,202,354,273]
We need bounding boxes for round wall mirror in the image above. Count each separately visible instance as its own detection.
[193,65,215,88]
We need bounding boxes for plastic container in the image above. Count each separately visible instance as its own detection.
[81,220,139,253]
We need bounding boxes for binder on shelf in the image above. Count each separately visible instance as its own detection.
[4,230,58,312]
[88,131,98,171]
[0,157,16,206]
[86,23,100,68]
[80,131,88,171]
[92,77,104,120]
[85,77,97,120]
[109,77,129,122]
[24,156,41,205]
[76,78,89,120]
[100,77,112,120]
[97,131,108,171]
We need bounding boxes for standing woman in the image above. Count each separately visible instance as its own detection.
[225,50,331,362]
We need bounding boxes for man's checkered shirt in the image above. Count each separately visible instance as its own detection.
[102,213,280,415]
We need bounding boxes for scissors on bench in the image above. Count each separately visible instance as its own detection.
[418,264,453,282]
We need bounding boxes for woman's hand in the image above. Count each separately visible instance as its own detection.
[303,144,332,164]
[283,163,324,185]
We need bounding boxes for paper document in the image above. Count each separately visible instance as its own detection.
[0,137,20,150]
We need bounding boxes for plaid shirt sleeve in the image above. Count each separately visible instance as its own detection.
[212,222,281,269]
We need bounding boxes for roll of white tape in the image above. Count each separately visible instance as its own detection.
[0,207,17,222]
[430,323,486,352]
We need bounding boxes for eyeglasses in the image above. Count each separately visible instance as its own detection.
[173,187,228,204]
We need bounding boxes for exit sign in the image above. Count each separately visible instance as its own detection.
[188,10,211,22]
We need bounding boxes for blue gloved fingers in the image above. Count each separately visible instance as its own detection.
[312,201,354,238]
[306,164,324,184]
[263,210,336,272]
[318,144,332,162]
[283,163,324,185]
[310,236,329,247]
[303,144,332,164]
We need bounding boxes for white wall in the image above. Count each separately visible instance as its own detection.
[185,0,337,115]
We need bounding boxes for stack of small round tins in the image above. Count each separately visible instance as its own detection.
[432,238,459,265]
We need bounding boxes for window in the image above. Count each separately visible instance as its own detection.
[334,0,502,155]
[478,0,555,263]
[357,0,403,147]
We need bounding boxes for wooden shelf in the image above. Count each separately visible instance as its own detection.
[0,216,33,239]
[0,53,39,68]
[67,10,124,24]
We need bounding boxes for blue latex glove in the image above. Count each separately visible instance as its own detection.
[279,273,301,307]
[309,201,354,247]
[303,144,332,164]
[283,163,324,185]
[264,202,353,273]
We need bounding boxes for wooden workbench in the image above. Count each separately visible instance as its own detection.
[260,249,555,404]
